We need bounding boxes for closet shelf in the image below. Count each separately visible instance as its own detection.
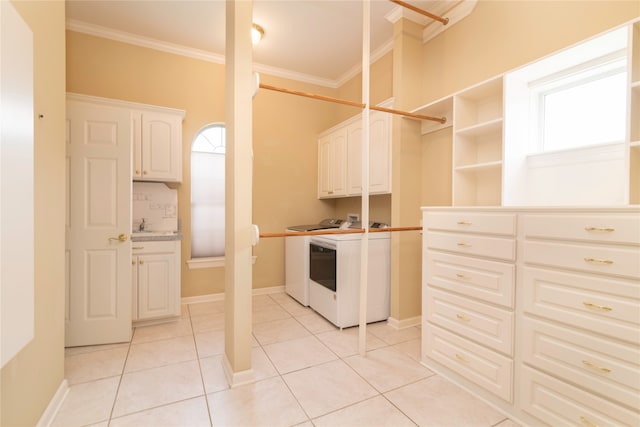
[456,117,503,138]
[455,160,503,172]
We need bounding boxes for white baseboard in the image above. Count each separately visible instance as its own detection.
[181,285,286,305]
[36,379,69,427]
[387,315,421,329]
[222,353,255,388]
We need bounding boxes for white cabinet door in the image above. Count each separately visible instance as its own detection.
[318,126,347,198]
[132,240,180,322]
[347,120,363,195]
[369,111,391,194]
[132,110,182,182]
[66,102,132,347]
[137,252,177,320]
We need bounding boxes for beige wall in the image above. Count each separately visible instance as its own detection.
[66,31,339,296]
[1,1,66,426]
[422,1,640,105]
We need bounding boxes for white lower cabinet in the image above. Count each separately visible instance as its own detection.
[132,241,181,323]
[421,207,640,426]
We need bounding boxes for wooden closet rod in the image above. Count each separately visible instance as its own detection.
[259,83,446,124]
[389,0,449,25]
[258,226,421,238]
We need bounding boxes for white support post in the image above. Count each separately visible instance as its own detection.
[358,0,371,357]
[223,0,255,387]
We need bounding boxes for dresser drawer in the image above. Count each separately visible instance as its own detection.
[522,214,640,245]
[426,231,516,262]
[522,267,640,344]
[425,287,514,355]
[426,252,515,308]
[521,367,640,427]
[522,317,640,410]
[523,240,640,280]
[425,212,516,236]
[424,324,513,402]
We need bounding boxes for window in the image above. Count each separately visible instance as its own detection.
[190,124,225,264]
[532,52,627,152]
[503,25,629,206]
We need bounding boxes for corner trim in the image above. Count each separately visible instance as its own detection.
[180,285,286,305]
[36,379,69,427]
[222,354,255,388]
[387,315,422,329]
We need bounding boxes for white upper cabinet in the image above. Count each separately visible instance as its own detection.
[133,110,183,183]
[318,100,393,199]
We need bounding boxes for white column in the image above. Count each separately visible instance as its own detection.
[223,0,254,387]
[358,0,371,357]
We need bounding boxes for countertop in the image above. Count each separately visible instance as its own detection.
[131,231,183,242]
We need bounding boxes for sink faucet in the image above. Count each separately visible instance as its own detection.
[139,218,146,231]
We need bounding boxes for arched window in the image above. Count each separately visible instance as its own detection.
[190,124,225,261]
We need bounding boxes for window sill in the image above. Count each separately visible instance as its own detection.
[187,255,257,270]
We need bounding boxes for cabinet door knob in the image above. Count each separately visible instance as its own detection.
[139,260,144,265]
[143,170,148,175]
[135,169,140,175]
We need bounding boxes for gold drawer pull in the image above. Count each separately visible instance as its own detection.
[457,221,472,225]
[583,301,613,312]
[584,257,613,265]
[582,360,611,373]
[456,273,470,280]
[584,226,614,232]
[580,416,599,427]
[455,353,468,363]
[457,242,472,247]
[456,313,470,321]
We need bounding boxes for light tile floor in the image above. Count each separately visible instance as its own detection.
[55,292,521,427]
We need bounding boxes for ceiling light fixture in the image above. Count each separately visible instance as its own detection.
[251,23,264,45]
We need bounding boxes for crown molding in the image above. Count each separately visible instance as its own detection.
[423,0,477,43]
[66,19,342,88]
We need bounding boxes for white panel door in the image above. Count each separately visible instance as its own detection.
[66,102,132,347]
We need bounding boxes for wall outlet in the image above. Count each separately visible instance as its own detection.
[347,213,359,222]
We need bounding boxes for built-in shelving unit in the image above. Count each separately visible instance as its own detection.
[453,76,504,206]
[413,76,504,207]
[629,22,640,204]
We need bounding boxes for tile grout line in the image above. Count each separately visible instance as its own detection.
[187,304,215,427]
[105,328,135,426]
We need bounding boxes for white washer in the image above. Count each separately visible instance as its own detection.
[285,219,343,306]
[308,229,390,328]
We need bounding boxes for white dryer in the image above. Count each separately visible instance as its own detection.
[308,223,390,328]
[284,219,343,306]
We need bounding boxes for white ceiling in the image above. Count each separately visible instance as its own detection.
[66,0,460,87]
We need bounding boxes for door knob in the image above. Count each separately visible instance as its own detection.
[109,233,128,242]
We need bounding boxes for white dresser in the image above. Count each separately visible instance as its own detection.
[421,207,640,426]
